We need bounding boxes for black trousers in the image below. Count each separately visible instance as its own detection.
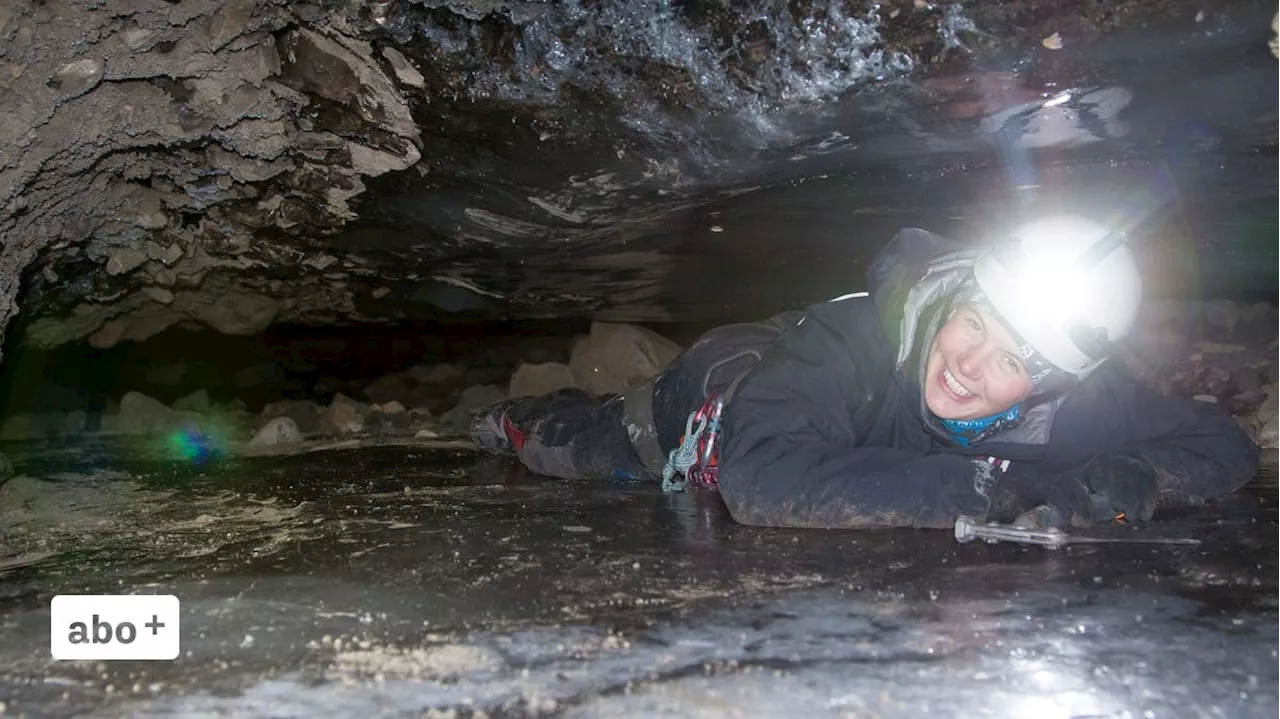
[503,312,802,480]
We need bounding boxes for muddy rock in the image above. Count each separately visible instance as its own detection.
[259,399,323,435]
[223,398,250,414]
[105,248,148,277]
[321,393,369,434]
[407,408,437,436]
[367,406,414,436]
[112,391,177,435]
[1259,416,1278,450]
[440,384,506,435]
[248,416,303,448]
[457,385,506,413]
[171,389,212,413]
[51,57,104,100]
[381,46,425,88]
[570,323,682,397]
[1245,384,1279,449]
[508,362,577,398]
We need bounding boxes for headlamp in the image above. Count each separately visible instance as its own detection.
[973,215,1141,378]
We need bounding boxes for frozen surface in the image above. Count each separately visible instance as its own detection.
[0,439,1274,717]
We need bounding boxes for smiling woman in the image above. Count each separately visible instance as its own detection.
[923,304,1035,421]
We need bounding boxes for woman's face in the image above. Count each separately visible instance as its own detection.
[923,305,1035,420]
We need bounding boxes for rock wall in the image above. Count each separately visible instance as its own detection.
[2,0,421,356]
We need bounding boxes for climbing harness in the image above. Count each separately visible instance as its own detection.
[662,394,724,493]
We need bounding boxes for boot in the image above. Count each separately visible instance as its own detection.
[469,398,525,454]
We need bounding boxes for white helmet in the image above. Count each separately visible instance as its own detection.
[972,215,1143,380]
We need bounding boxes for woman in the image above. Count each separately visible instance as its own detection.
[472,216,1259,529]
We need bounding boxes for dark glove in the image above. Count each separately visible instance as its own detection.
[984,465,1095,529]
[1083,452,1159,523]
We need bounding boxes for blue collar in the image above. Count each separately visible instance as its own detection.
[938,403,1023,447]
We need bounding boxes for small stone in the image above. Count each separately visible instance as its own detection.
[379,400,406,414]
[382,47,425,88]
[248,416,303,448]
[116,391,177,434]
[456,385,506,412]
[414,429,439,439]
[136,211,168,230]
[371,286,391,299]
[89,319,127,349]
[121,27,157,50]
[1192,394,1218,403]
[105,248,148,276]
[145,241,166,261]
[1041,32,1063,50]
[1273,12,1279,57]
[203,0,257,51]
[303,254,339,270]
[161,243,184,265]
[51,58,104,99]
[258,399,322,434]
[142,287,174,304]
[368,410,413,436]
[321,393,367,433]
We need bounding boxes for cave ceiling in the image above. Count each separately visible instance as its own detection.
[0,0,1276,356]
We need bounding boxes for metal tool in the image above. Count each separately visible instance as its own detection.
[954,515,1202,550]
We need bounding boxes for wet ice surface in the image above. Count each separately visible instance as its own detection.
[0,439,1274,718]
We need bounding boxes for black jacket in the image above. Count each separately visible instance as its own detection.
[716,229,1260,529]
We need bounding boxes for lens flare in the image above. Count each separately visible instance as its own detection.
[162,422,230,466]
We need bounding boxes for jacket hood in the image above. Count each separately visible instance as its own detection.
[866,228,981,368]
[864,228,1062,452]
